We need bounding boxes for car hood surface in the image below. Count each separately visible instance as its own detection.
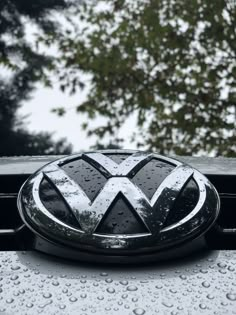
[0,250,236,314]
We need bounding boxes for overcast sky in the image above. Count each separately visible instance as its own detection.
[18,82,138,153]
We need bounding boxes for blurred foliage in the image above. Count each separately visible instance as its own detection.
[50,0,236,156]
[91,141,122,150]
[0,0,72,155]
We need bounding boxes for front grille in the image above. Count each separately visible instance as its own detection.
[0,156,235,250]
[0,175,32,250]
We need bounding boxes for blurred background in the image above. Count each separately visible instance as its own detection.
[0,0,235,157]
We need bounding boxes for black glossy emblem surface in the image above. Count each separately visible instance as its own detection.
[17,150,220,263]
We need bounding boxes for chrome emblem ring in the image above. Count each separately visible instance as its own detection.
[17,150,220,263]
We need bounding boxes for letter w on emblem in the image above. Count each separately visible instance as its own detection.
[42,153,193,235]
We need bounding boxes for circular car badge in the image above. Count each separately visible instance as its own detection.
[18,150,220,263]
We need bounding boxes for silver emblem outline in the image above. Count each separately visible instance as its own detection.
[17,150,220,253]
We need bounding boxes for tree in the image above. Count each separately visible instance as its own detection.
[91,141,122,150]
[0,0,72,156]
[51,0,236,156]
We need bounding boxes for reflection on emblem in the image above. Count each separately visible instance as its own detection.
[17,150,220,263]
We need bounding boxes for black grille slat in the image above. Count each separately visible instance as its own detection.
[0,194,23,229]
[0,176,30,250]
[217,193,236,229]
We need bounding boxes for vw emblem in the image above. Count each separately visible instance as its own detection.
[17,150,220,263]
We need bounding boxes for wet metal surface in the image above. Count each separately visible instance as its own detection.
[0,250,236,314]
[1,155,236,176]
